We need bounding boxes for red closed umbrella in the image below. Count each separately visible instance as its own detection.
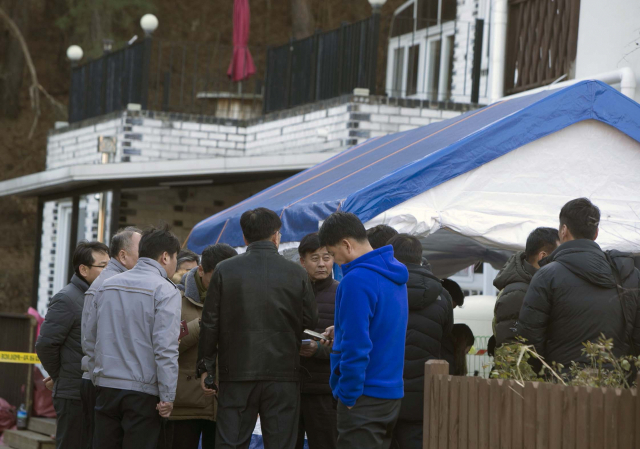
[227,0,256,82]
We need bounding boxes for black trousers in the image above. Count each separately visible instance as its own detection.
[81,379,97,449]
[295,394,338,449]
[336,396,401,449]
[391,420,422,449]
[216,381,300,449]
[53,397,83,449]
[157,419,216,449]
[94,386,162,449]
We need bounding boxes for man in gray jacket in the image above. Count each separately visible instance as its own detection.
[86,225,182,449]
[36,241,110,449]
[81,226,141,449]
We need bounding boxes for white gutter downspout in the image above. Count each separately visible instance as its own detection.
[489,0,509,103]
[501,67,637,101]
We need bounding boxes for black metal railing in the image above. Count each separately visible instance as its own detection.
[263,16,380,114]
[69,39,266,123]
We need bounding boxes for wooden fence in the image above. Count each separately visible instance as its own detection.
[423,360,639,449]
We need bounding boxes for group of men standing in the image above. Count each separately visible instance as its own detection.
[492,197,640,371]
[33,196,640,449]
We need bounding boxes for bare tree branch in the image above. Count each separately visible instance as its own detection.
[0,5,67,139]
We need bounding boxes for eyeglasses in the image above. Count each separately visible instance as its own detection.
[87,264,108,269]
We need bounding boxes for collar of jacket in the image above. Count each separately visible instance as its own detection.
[312,274,335,294]
[183,266,204,304]
[135,257,169,278]
[247,241,278,253]
[70,274,90,292]
[540,239,601,267]
[108,257,127,273]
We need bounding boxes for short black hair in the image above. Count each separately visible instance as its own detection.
[298,233,323,257]
[240,208,282,244]
[366,225,399,249]
[200,244,237,273]
[388,233,422,265]
[177,249,199,270]
[138,224,181,261]
[318,212,368,247]
[73,241,109,278]
[452,323,475,347]
[109,226,141,258]
[442,278,464,307]
[525,227,559,261]
[559,198,600,240]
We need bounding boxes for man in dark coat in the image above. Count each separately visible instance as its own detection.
[388,234,453,449]
[198,208,318,449]
[493,227,559,347]
[519,198,640,368]
[296,232,338,449]
[36,241,110,449]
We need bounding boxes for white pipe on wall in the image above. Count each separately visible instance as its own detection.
[501,67,637,101]
[489,0,509,102]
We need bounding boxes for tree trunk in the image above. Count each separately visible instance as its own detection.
[291,0,315,40]
[0,0,28,119]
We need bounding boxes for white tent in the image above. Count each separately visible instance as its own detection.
[188,81,640,276]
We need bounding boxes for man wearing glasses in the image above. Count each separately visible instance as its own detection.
[198,208,318,448]
[36,240,110,449]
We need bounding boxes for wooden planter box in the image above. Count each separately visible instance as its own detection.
[423,360,638,449]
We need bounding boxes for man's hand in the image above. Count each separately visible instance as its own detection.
[43,376,54,391]
[200,372,217,397]
[300,340,318,357]
[320,326,334,348]
[156,401,173,418]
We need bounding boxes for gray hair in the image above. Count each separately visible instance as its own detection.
[109,226,142,258]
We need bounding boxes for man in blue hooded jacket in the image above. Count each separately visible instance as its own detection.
[318,212,408,449]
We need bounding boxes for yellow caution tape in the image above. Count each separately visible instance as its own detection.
[0,351,41,364]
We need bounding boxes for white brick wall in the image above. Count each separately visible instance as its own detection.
[47,101,465,169]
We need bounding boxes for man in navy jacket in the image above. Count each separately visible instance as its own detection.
[319,213,408,449]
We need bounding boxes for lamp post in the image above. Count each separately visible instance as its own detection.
[367,0,386,94]
[66,45,83,67]
[140,14,159,36]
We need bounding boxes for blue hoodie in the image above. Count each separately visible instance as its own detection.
[330,245,409,407]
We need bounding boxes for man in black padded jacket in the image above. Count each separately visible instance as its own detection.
[36,241,109,449]
[388,234,453,449]
[519,198,640,369]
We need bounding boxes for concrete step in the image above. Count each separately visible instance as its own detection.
[2,430,55,449]
[26,418,56,437]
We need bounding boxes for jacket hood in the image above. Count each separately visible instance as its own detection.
[342,245,409,286]
[493,251,536,290]
[608,250,638,282]
[541,239,616,289]
[405,263,443,310]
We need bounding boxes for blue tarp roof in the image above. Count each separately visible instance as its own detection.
[187,81,640,251]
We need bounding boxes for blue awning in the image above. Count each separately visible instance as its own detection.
[187,81,640,252]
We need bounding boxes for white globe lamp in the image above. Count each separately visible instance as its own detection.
[66,45,83,63]
[368,0,387,12]
[140,14,159,36]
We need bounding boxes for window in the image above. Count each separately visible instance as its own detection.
[392,47,405,97]
[417,0,457,30]
[406,45,420,96]
[391,5,415,38]
[428,40,441,101]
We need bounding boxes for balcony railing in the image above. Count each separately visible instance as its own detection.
[68,39,266,123]
[263,16,380,114]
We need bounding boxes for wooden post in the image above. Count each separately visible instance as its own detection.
[424,360,449,449]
